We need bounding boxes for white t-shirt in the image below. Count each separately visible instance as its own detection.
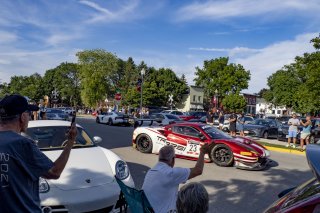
[142,162,190,213]
[288,118,300,131]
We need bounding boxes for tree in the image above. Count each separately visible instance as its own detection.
[180,74,188,85]
[222,94,247,113]
[42,63,81,106]
[265,35,320,113]
[6,73,43,102]
[76,49,118,107]
[194,57,251,105]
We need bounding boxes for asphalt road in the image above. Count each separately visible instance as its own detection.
[78,117,313,213]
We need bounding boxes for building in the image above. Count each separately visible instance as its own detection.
[256,97,288,117]
[241,93,258,115]
[176,86,204,112]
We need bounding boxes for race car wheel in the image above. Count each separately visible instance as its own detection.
[136,134,153,153]
[309,135,315,144]
[263,131,268,139]
[210,144,234,167]
[96,117,100,124]
[108,118,113,126]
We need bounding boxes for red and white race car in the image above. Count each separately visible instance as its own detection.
[132,122,271,170]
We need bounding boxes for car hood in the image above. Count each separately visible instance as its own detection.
[215,137,267,156]
[44,147,114,190]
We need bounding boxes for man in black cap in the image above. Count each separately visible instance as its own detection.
[0,94,77,213]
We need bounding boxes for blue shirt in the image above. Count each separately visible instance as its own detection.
[0,131,54,213]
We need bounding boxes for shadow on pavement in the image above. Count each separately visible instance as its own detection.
[127,162,151,189]
[201,167,313,213]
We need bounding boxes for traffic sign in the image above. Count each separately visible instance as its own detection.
[115,93,122,101]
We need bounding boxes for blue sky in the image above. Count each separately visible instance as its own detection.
[0,0,319,93]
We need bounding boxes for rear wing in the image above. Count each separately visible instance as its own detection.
[133,119,161,129]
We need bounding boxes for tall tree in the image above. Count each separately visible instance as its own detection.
[76,49,118,107]
[194,57,251,105]
[222,94,247,113]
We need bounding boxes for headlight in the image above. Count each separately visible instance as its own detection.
[115,160,129,180]
[39,177,50,193]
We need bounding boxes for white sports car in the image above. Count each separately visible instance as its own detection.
[26,120,134,213]
[96,112,130,126]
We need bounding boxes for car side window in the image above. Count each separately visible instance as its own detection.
[182,126,200,137]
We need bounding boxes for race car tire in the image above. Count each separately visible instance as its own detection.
[136,134,153,153]
[108,118,113,126]
[210,144,234,167]
[263,131,268,139]
[96,117,100,124]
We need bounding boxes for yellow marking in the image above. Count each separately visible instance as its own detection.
[240,151,253,156]
[265,146,305,156]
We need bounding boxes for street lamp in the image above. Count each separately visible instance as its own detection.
[140,68,145,119]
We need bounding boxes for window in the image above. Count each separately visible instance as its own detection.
[172,126,200,137]
[193,95,196,102]
[277,110,281,115]
[198,96,201,102]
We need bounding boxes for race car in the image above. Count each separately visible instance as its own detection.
[96,111,130,126]
[132,122,271,170]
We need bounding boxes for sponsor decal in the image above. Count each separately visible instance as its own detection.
[240,151,253,156]
[156,136,187,152]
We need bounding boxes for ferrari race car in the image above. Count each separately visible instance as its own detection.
[132,122,271,170]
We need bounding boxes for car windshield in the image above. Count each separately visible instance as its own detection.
[184,111,197,116]
[115,112,125,116]
[26,126,94,150]
[249,119,270,126]
[201,125,233,139]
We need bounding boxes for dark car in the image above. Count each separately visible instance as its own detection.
[239,119,280,139]
[264,144,320,213]
[188,116,207,123]
[179,111,207,121]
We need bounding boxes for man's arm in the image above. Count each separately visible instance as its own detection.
[42,124,77,179]
[188,144,209,180]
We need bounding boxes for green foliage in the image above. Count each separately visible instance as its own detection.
[5,73,43,101]
[76,49,118,107]
[222,94,247,113]
[311,34,320,50]
[266,36,320,113]
[42,62,81,106]
[194,57,250,105]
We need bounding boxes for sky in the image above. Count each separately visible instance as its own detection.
[0,0,319,93]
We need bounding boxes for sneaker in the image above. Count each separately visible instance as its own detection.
[286,144,290,147]
[291,144,296,148]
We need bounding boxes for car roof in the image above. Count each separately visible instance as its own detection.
[167,122,204,128]
[28,120,82,128]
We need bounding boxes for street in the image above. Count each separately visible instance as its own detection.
[78,117,313,213]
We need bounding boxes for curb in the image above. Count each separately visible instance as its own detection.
[264,145,305,156]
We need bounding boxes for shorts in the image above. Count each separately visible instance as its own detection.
[300,132,310,139]
[288,130,297,138]
[238,125,244,131]
[230,124,236,132]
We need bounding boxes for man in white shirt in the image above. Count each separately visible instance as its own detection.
[286,113,300,148]
[142,144,209,213]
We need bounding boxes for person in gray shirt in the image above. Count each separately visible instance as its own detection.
[286,113,300,148]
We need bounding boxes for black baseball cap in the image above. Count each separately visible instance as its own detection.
[0,94,39,118]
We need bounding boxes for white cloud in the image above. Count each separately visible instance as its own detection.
[234,33,318,93]
[79,0,141,23]
[0,31,17,43]
[177,0,320,21]
[189,47,262,57]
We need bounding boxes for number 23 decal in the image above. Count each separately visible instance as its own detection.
[188,144,198,152]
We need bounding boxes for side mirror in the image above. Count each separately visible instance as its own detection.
[93,136,102,143]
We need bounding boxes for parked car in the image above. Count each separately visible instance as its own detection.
[264,144,320,213]
[45,108,69,121]
[26,120,134,212]
[150,113,182,125]
[188,116,206,123]
[96,112,130,126]
[179,111,207,121]
[160,110,184,116]
[132,122,270,170]
[240,119,280,139]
